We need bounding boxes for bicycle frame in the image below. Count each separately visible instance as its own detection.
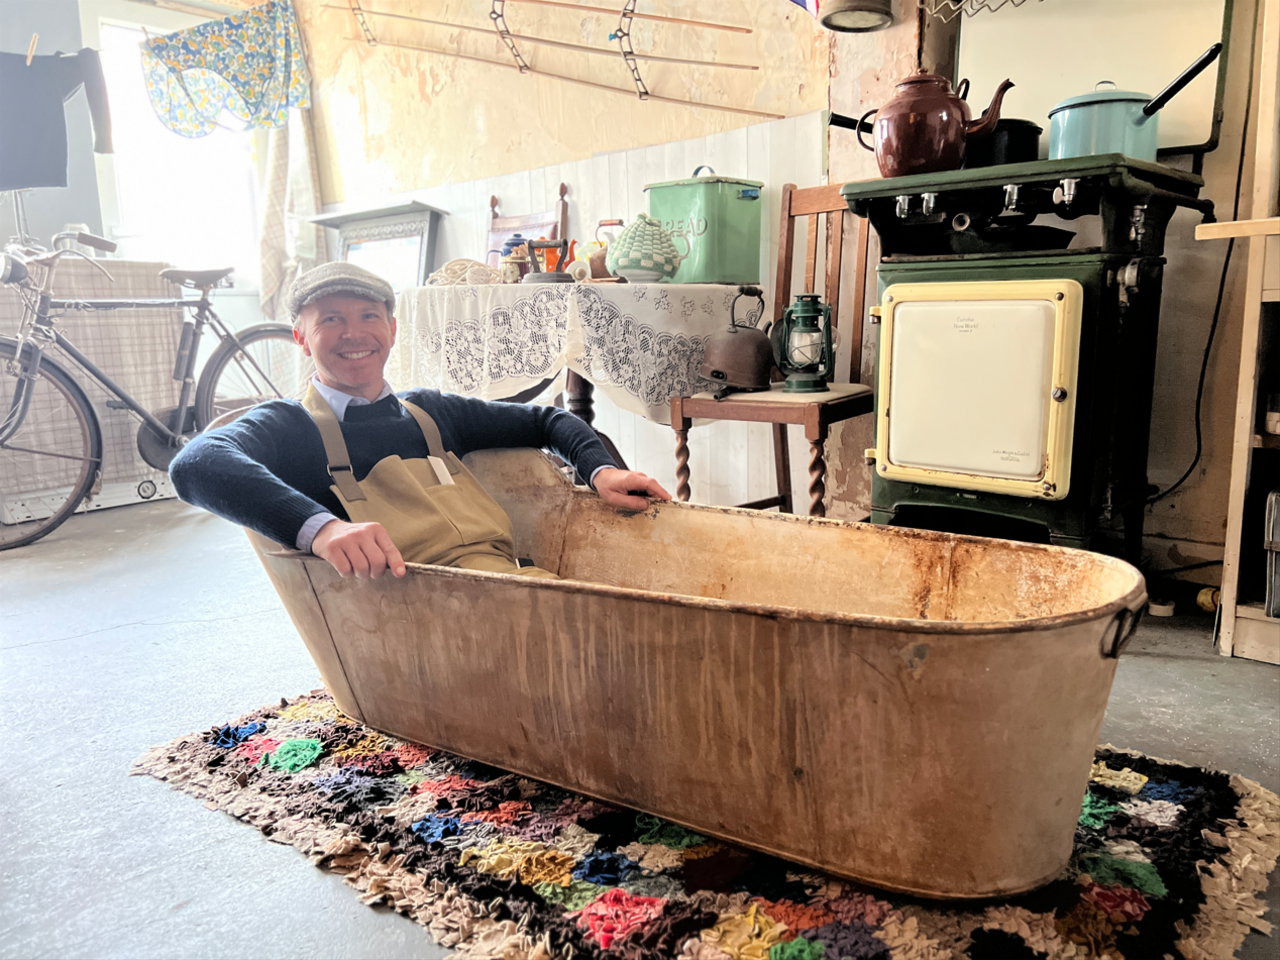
[4,249,289,447]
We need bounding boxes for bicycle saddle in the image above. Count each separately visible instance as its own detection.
[160,267,234,289]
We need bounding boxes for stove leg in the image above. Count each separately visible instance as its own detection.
[1122,499,1146,566]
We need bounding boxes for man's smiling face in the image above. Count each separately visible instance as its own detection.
[294,294,397,397]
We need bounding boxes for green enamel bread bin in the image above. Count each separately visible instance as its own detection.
[645,166,763,283]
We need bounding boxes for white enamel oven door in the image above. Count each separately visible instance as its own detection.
[875,279,1083,500]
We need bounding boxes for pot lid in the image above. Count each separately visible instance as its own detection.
[993,118,1044,131]
[1049,82,1151,116]
[645,174,764,190]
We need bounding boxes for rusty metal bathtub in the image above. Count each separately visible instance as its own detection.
[247,448,1146,899]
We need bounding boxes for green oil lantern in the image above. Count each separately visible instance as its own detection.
[770,292,834,393]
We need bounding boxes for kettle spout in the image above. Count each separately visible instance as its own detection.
[966,79,1015,139]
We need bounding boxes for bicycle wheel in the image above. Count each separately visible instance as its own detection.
[194,323,315,429]
[0,338,104,550]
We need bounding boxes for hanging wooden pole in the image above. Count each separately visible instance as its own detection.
[504,0,752,33]
[357,35,783,119]
[25,34,38,65]
[319,4,757,69]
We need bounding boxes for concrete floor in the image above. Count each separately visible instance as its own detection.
[1,500,1276,960]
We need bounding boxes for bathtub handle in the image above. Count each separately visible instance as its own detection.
[1100,604,1144,659]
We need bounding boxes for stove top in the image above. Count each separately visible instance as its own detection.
[841,154,1212,259]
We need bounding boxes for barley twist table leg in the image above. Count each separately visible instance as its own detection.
[808,439,826,518]
[675,428,691,502]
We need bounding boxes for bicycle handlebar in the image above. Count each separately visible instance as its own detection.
[51,230,117,254]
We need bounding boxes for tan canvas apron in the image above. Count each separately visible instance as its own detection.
[303,386,557,578]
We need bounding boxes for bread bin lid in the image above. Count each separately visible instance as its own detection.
[645,165,763,191]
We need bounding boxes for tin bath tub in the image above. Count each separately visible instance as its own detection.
[248,448,1146,898]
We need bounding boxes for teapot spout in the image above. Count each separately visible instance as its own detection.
[966,79,1015,139]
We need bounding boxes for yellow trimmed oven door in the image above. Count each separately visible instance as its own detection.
[874,279,1083,500]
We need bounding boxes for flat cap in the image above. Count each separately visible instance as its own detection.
[287,262,396,320]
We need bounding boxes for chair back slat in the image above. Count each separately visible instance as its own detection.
[773,184,798,326]
[824,213,844,340]
[487,184,570,266]
[804,213,820,294]
[773,183,870,385]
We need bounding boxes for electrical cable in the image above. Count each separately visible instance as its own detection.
[1148,3,1261,505]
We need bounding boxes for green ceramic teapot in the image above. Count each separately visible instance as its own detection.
[606,213,689,282]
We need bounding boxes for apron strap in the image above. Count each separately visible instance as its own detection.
[302,385,368,502]
[399,400,461,474]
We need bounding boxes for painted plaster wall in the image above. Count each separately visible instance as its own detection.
[822,0,921,522]
[1137,0,1266,577]
[296,0,1251,571]
[821,0,1265,582]
[293,0,832,206]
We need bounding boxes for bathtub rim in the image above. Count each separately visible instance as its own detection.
[262,497,1148,642]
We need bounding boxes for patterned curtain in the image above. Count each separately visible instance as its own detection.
[258,112,326,322]
[140,0,310,138]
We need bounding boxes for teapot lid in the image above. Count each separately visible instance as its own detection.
[897,68,952,87]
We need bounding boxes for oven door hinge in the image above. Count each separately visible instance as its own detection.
[1118,259,1142,307]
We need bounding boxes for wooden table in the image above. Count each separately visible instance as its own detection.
[671,383,874,518]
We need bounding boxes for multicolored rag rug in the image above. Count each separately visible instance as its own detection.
[133,689,1279,960]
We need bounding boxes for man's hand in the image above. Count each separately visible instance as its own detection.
[311,519,407,578]
[593,467,671,511]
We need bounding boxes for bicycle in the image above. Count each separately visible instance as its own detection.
[0,230,315,549]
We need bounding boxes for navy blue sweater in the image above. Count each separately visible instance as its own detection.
[169,389,616,548]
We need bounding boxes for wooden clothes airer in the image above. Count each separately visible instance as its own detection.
[334,0,783,121]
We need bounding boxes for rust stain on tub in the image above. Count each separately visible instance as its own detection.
[896,641,930,680]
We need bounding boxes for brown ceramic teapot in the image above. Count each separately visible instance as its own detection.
[857,71,1014,178]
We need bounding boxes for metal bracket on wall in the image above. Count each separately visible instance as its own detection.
[610,0,650,100]
[347,0,378,45]
[490,0,531,73]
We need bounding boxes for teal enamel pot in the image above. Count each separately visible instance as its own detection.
[1048,83,1158,161]
[1048,43,1222,162]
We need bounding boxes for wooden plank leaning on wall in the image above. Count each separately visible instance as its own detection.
[1198,0,1280,661]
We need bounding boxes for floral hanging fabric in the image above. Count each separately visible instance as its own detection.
[140,0,310,137]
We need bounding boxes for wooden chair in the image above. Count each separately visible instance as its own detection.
[670,183,873,518]
[486,183,570,266]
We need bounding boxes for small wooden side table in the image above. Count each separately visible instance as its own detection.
[671,383,874,518]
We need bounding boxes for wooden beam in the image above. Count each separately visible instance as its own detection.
[1217,0,1280,658]
[1196,216,1280,240]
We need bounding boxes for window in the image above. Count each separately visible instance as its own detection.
[93,19,261,288]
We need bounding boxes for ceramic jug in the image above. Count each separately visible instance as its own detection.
[606,214,689,283]
[857,71,1014,178]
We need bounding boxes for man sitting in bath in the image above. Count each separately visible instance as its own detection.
[169,262,668,579]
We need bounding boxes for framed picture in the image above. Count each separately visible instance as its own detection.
[310,201,447,291]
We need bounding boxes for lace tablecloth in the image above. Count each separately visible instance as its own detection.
[391,283,765,423]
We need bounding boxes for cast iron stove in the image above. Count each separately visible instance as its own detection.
[842,154,1212,560]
